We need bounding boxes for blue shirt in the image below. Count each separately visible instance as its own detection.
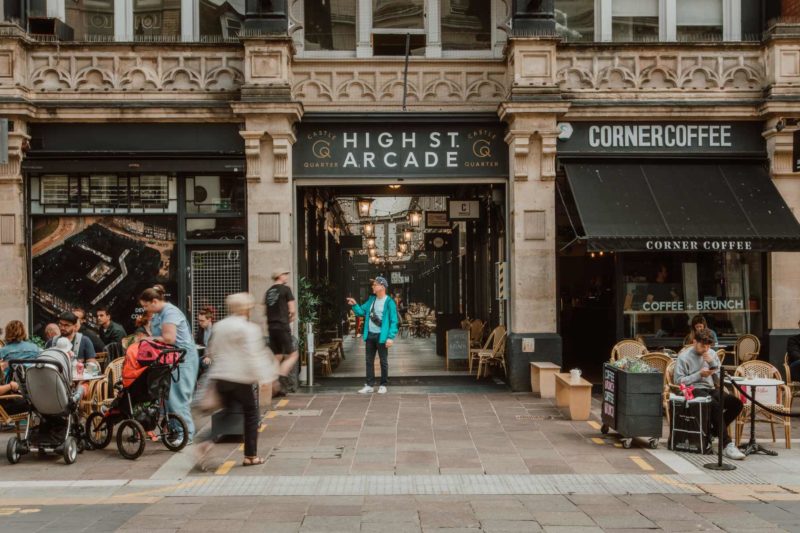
[0,340,40,362]
[368,296,388,334]
[151,302,194,350]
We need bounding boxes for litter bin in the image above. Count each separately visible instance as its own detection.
[601,363,663,449]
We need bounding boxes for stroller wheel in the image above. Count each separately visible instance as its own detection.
[161,413,189,452]
[63,437,78,465]
[6,436,21,464]
[116,420,146,460]
[85,412,113,450]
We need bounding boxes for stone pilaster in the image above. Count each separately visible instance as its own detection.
[0,122,29,328]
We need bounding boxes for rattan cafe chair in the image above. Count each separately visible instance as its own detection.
[610,339,647,362]
[734,360,791,449]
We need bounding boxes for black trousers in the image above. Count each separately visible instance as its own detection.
[365,333,388,386]
[216,380,259,457]
[697,389,743,446]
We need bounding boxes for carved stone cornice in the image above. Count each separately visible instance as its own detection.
[763,127,796,180]
[499,102,569,183]
[233,101,302,184]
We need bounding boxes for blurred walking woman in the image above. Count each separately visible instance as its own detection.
[200,293,278,466]
[139,286,199,441]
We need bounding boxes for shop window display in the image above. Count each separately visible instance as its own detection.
[623,252,763,343]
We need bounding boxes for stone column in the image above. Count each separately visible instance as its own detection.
[0,122,30,328]
[499,105,565,391]
[764,124,800,370]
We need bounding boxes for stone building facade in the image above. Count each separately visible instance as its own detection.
[1,1,799,389]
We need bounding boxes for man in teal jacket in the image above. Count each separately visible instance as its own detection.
[346,276,398,394]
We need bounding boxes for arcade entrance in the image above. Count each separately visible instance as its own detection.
[296,183,507,384]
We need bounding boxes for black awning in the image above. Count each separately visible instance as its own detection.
[562,162,800,252]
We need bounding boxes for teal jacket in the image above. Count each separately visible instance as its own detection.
[352,295,399,344]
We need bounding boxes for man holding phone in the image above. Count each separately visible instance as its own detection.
[675,329,745,460]
[346,276,398,394]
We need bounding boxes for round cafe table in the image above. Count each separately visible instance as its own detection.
[727,376,784,457]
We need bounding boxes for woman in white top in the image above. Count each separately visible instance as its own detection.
[199,292,278,466]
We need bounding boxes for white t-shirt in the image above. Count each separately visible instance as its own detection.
[368,296,388,334]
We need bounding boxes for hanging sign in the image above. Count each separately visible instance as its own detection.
[294,122,508,178]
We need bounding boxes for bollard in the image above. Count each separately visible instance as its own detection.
[306,323,315,387]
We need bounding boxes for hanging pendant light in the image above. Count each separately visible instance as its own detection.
[357,198,374,217]
[364,223,374,237]
[399,242,408,253]
[367,237,376,248]
[403,229,413,242]
[409,210,422,228]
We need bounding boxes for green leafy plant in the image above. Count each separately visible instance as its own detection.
[297,276,320,356]
[30,336,45,349]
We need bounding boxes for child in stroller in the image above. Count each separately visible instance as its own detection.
[85,338,187,460]
[6,342,88,465]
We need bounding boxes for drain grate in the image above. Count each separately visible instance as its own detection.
[515,414,562,421]
[676,451,769,484]
[272,409,322,417]
[267,446,344,459]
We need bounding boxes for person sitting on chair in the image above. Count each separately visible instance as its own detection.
[787,320,800,380]
[674,329,744,461]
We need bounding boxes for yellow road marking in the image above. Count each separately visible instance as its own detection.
[591,438,605,445]
[215,460,236,475]
[258,424,267,433]
[111,479,210,501]
[238,444,245,451]
[19,509,40,514]
[265,411,277,419]
[587,421,601,430]
[630,455,654,471]
[277,399,289,408]
[614,443,622,448]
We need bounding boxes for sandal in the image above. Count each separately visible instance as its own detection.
[242,456,265,466]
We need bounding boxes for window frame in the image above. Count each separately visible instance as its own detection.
[596,0,740,42]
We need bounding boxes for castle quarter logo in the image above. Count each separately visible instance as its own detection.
[303,130,339,169]
[466,129,499,168]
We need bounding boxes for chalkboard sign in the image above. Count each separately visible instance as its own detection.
[446,329,469,370]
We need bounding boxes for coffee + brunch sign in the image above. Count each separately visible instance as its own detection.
[294,123,508,178]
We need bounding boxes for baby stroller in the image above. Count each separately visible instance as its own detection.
[6,348,87,465]
[85,340,187,460]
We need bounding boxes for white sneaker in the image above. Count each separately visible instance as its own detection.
[358,385,374,394]
[377,386,387,394]
[723,442,745,461]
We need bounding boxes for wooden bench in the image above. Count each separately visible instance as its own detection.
[554,373,592,421]
[530,362,561,398]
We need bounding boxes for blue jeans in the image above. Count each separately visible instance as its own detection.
[365,333,388,387]
[789,359,800,382]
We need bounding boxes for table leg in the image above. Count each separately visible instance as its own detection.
[741,398,778,457]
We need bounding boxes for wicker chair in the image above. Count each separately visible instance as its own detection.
[734,360,791,449]
[468,319,485,349]
[735,334,760,364]
[642,352,672,374]
[663,360,681,425]
[783,353,800,404]
[92,356,125,411]
[0,393,27,438]
[476,332,507,379]
[469,325,505,374]
[610,340,647,361]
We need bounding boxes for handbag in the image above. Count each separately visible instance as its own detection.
[195,373,222,414]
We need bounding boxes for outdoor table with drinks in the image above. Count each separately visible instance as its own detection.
[726,375,784,457]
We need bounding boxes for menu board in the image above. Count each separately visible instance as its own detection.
[602,365,616,421]
[446,329,469,370]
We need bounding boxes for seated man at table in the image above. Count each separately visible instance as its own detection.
[45,312,97,366]
[674,329,745,460]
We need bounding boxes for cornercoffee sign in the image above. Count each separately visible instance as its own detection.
[294,122,508,178]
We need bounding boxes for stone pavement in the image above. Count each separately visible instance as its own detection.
[1,391,800,532]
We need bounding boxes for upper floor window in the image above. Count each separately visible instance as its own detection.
[303,0,356,51]
[134,0,181,40]
[299,0,500,57]
[558,0,738,43]
[199,0,244,41]
[66,0,115,41]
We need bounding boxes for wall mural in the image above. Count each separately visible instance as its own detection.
[31,216,178,335]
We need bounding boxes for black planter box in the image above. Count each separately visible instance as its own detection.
[602,363,663,444]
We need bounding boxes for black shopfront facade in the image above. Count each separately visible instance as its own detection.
[556,121,800,380]
[23,123,247,337]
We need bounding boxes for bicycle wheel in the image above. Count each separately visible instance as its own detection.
[116,419,146,460]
